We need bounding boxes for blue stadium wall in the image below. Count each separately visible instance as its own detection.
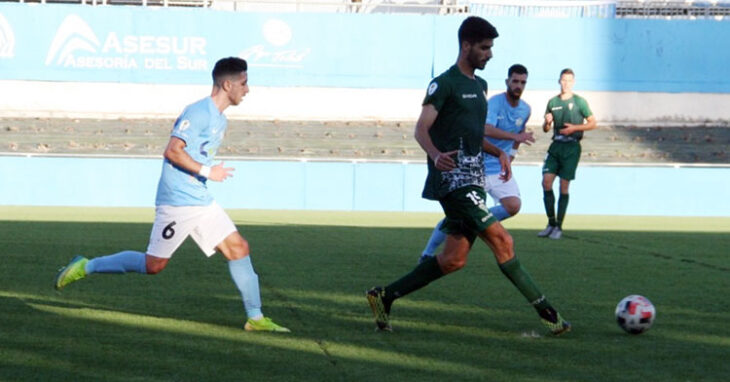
[1,157,728,217]
[1,4,728,216]
[0,3,728,93]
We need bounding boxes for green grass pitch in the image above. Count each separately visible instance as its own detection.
[1,207,729,381]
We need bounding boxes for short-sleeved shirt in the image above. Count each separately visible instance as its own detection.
[421,65,488,201]
[484,93,531,175]
[155,97,227,206]
[545,94,592,142]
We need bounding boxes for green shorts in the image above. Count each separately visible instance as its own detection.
[438,185,498,243]
[542,141,582,180]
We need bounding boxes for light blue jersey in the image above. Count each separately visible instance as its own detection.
[155,97,227,206]
[484,93,531,175]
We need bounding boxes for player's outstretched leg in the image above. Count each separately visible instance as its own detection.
[54,255,89,290]
[499,257,571,335]
[366,255,446,331]
[366,287,392,331]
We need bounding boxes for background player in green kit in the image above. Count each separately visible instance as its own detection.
[538,68,597,239]
[366,16,570,336]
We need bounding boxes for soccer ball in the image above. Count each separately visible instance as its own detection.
[615,295,655,334]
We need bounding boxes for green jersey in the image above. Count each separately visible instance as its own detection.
[545,94,593,142]
[421,65,488,201]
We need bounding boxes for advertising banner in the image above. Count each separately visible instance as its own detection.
[0,4,433,87]
[0,4,728,92]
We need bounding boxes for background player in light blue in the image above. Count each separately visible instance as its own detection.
[54,57,290,332]
[420,64,534,263]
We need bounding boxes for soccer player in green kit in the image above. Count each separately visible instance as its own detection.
[366,16,570,335]
[538,68,597,240]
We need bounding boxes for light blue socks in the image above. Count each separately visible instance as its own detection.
[422,218,447,257]
[489,205,511,221]
[228,256,263,319]
[85,250,147,274]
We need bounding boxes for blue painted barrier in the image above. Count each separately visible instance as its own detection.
[0,3,729,92]
[1,156,727,216]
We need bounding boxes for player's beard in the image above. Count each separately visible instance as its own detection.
[468,48,487,70]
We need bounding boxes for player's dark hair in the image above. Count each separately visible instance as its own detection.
[212,57,248,86]
[560,68,575,77]
[508,64,528,77]
[458,16,499,46]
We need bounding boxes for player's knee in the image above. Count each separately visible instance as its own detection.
[438,254,467,274]
[504,200,521,216]
[227,236,250,260]
[493,230,514,254]
[145,257,168,275]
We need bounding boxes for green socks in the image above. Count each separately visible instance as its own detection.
[543,190,557,226]
[384,256,444,302]
[557,193,569,228]
[499,257,551,311]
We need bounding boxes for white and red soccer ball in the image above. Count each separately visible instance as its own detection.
[615,295,656,334]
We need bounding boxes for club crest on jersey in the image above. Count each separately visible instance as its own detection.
[427,82,438,96]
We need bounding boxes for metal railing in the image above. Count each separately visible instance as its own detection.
[616,0,730,19]
[467,0,617,17]
[7,0,209,6]
[3,0,730,18]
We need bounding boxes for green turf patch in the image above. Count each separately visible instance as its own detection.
[1,209,728,381]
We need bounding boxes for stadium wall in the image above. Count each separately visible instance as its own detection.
[1,156,728,217]
[0,4,729,122]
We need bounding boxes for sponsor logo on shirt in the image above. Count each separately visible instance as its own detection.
[462,93,478,99]
[427,82,438,96]
[178,120,191,131]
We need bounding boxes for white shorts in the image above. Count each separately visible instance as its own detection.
[146,201,237,259]
[484,173,521,202]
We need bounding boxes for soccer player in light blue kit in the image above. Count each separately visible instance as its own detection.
[419,64,534,263]
[54,57,289,332]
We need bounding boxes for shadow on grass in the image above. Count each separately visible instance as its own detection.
[1,220,729,381]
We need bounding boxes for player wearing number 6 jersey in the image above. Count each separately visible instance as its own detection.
[365,17,570,335]
[54,57,289,333]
